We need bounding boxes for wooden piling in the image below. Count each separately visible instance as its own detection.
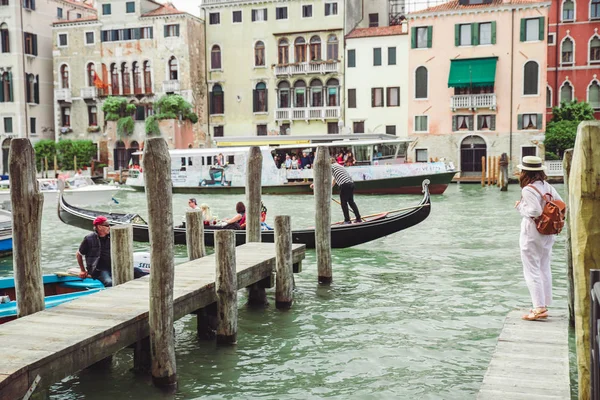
[74,155,77,171]
[111,224,134,286]
[314,146,332,284]
[499,153,509,191]
[569,121,600,399]
[186,210,205,260]
[143,138,176,388]
[563,149,574,328]
[246,146,262,243]
[275,215,293,309]
[481,156,486,187]
[53,155,57,176]
[215,230,237,345]
[9,139,44,318]
[492,156,497,185]
[44,157,48,179]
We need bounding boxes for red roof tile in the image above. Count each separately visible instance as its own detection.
[60,0,96,10]
[141,3,185,17]
[346,25,407,39]
[53,15,98,25]
[410,0,547,14]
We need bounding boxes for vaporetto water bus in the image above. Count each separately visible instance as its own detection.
[125,136,458,195]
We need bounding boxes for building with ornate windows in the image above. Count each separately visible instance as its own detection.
[0,0,95,174]
[52,0,207,169]
[407,0,549,175]
[547,0,600,119]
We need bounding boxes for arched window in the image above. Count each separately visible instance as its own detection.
[110,63,119,95]
[294,80,306,108]
[253,82,267,112]
[211,45,221,70]
[309,36,321,61]
[143,61,152,93]
[254,41,265,66]
[0,23,9,53]
[326,35,338,61]
[294,37,306,63]
[310,79,323,107]
[168,56,178,80]
[86,62,95,87]
[114,140,128,171]
[546,86,552,108]
[560,81,573,103]
[278,38,289,64]
[561,38,574,64]
[588,81,600,109]
[60,64,69,89]
[415,66,427,99]
[523,61,539,95]
[562,0,574,20]
[99,63,108,96]
[326,78,339,106]
[132,62,141,94]
[278,80,290,108]
[2,138,11,175]
[210,84,224,115]
[590,36,600,63]
[121,62,130,94]
[0,71,12,103]
[128,141,140,166]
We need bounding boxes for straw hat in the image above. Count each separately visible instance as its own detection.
[518,155,546,171]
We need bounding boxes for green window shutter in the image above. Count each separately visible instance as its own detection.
[517,114,523,130]
[452,116,457,131]
[520,19,526,42]
[388,47,396,65]
[454,24,460,46]
[538,17,545,41]
[164,25,168,37]
[491,22,496,45]
[411,27,416,49]
[34,74,39,104]
[490,115,496,130]
[348,49,355,67]
[472,23,479,46]
[25,74,31,102]
[33,35,37,56]
[8,71,12,102]
[373,48,381,66]
[536,114,543,129]
[0,78,4,103]
[467,115,474,131]
[427,26,433,48]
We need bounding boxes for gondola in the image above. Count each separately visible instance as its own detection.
[58,180,432,249]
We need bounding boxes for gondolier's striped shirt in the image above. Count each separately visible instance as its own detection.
[331,164,353,186]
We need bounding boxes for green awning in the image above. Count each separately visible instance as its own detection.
[448,57,498,88]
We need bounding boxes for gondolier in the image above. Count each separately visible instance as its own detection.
[312,159,362,224]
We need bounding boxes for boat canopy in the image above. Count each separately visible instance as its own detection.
[214,133,400,147]
[272,138,411,151]
[132,146,272,156]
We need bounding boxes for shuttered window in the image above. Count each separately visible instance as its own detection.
[347,49,356,67]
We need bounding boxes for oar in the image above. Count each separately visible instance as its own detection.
[331,197,356,216]
[331,203,431,225]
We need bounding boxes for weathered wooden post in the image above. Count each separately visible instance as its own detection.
[563,148,575,328]
[499,153,509,191]
[74,155,77,171]
[481,156,486,187]
[44,157,49,179]
[53,155,58,176]
[215,230,237,344]
[569,121,600,399]
[186,210,205,260]
[275,215,293,309]
[492,156,497,185]
[144,138,176,388]
[111,224,134,286]
[9,139,44,318]
[314,146,332,284]
[487,156,491,186]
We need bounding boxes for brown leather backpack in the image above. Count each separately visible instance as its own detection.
[527,185,566,235]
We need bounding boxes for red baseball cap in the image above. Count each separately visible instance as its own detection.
[93,216,109,226]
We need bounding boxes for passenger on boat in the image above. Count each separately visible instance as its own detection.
[76,216,148,287]
[177,198,199,228]
[284,154,292,169]
[200,203,215,225]
[219,201,246,230]
[291,155,299,169]
[300,152,312,169]
[260,203,273,231]
[344,151,356,167]
[336,153,344,165]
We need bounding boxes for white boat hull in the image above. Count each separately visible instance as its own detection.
[0,186,118,206]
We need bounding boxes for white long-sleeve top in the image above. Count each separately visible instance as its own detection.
[517,180,563,219]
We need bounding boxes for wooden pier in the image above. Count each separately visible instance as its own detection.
[0,242,305,399]
[477,309,570,399]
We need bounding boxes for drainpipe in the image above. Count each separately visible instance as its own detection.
[509,8,515,168]
[19,0,29,139]
[202,6,210,147]
[554,2,559,108]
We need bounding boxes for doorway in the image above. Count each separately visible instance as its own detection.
[460,135,487,174]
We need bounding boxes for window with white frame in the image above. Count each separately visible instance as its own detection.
[521,146,537,158]
[477,115,495,130]
[276,6,287,19]
[371,87,383,107]
[562,0,574,21]
[164,24,180,37]
[353,121,365,133]
[520,113,540,130]
[415,148,428,162]
[386,87,400,106]
[479,22,492,45]
[459,24,471,46]
[254,41,265,66]
[232,10,242,23]
[302,5,312,18]
[592,0,600,19]
[590,36,600,62]
[525,18,540,41]
[415,66,427,99]
[414,116,428,132]
[251,8,267,21]
[85,31,94,45]
[211,46,221,70]
[548,32,556,45]
[452,115,473,131]
[561,81,574,102]
[562,38,574,64]
[209,13,220,24]
[325,2,338,15]
[588,81,600,109]
[58,33,67,47]
[416,27,428,48]
[523,61,539,95]
[546,86,552,108]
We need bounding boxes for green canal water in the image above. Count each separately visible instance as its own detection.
[0,183,576,399]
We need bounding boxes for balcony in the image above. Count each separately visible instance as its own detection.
[275,107,340,122]
[451,93,496,111]
[80,87,97,100]
[545,161,563,177]
[163,80,180,93]
[274,61,339,77]
[54,88,72,103]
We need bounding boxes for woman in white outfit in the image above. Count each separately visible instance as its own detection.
[515,156,563,321]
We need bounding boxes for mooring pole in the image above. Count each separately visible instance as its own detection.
[186,210,205,260]
[246,146,262,243]
[215,230,237,345]
[144,138,176,388]
[111,224,134,286]
[9,139,44,318]
[314,146,332,284]
[275,215,293,309]
[563,148,574,328]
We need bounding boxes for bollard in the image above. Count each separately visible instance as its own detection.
[499,153,509,191]
[144,138,177,388]
[481,156,486,187]
[246,146,262,243]
[275,215,293,309]
[314,146,332,284]
[563,149,574,328]
[186,209,205,260]
[9,139,44,318]
[111,224,134,286]
[215,230,237,345]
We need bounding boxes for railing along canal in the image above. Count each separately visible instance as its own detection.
[591,269,600,400]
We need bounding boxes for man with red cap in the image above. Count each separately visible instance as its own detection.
[76,216,147,287]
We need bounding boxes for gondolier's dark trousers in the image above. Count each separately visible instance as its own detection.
[339,182,361,223]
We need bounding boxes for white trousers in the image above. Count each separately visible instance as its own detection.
[520,219,555,308]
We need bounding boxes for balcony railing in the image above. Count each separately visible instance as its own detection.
[274,61,339,76]
[545,160,564,177]
[275,106,340,121]
[163,80,180,93]
[451,93,496,111]
[54,88,72,103]
[80,87,97,99]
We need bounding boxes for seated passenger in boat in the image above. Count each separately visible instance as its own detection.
[260,203,273,231]
[200,203,216,225]
[219,201,246,230]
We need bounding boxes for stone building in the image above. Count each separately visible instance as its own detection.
[52,0,207,169]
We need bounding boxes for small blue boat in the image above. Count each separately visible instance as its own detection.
[0,209,12,257]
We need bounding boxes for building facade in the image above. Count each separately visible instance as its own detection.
[0,0,95,174]
[345,24,409,137]
[547,0,600,119]
[408,0,550,174]
[52,0,207,169]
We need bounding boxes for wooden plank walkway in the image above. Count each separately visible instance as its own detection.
[0,242,305,399]
[477,309,570,400]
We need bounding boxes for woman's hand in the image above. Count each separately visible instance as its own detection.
[514,200,520,208]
